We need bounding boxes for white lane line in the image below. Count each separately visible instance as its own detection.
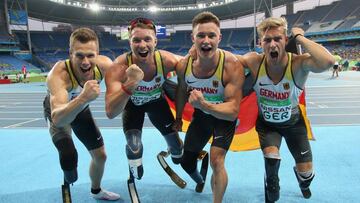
[307,96,360,99]
[308,113,360,116]
[307,100,360,104]
[3,118,42,128]
[311,123,360,127]
[307,85,360,88]
[307,106,360,109]
[317,105,328,108]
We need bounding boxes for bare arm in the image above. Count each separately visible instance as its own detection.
[292,27,335,73]
[105,56,144,119]
[95,55,114,74]
[237,52,262,78]
[192,53,244,121]
[49,62,99,127]
[173,58,189,131]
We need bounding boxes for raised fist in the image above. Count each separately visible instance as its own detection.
[126,64,144,84]
[80,80,100,102]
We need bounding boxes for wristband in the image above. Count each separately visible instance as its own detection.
[294,33,303,40]
[121,85,133,96]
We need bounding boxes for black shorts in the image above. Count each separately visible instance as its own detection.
[333,64,339,70]
[256,113,312,163]
[184,109,236,153]
[43,95,104,150]
[122,97,176,135]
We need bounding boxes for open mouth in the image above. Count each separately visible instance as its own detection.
[270,51,279,59]
[138,50,149,57]
[201,45,212,53]
[80,67,91,73]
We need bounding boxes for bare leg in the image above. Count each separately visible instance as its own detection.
[89,146,107,189]
[295,162,312,172]
[210,146,227,203]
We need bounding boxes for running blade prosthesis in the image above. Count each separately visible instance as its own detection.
[196,150,209,193]
[127,172,140,203]
[62,180,72,203]
[157,151,187,188]
[157,150,209,193]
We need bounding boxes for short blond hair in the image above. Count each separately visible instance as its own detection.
[257,17,288,38]
[69,27,99,52]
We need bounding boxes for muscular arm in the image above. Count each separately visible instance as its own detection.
[49,62,92,127]
[159,50,183,74]
[197,53,244,121]
[174,58,189,120]
[237,52,262,78]
[105,55,144,119]
[95,55,114,75]
[292,28,335,73]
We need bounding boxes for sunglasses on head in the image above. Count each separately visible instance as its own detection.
[128,17,156,32]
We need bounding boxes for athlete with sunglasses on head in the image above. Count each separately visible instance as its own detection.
[105,17,187,201]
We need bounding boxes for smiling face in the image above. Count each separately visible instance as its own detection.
[260,26,288,65]
[129,27,157,62]
[70,40,98,82]
[192,22,221,59]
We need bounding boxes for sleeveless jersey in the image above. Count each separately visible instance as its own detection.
[253,53,303,123]
[127,51,166,106]
[65,59,103,101]
[184,50,225,110]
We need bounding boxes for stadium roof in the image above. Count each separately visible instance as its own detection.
[26,0,297,26]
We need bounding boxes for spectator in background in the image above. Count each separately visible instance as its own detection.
[21,64,27,77]
[332,52,342,78]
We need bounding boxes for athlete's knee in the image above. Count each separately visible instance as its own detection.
[90,147,107,164]
[125,129,143,159]
[54,138,78,184]
[125,129,143,179]
[209,151,225,172]
[163,132,183,164]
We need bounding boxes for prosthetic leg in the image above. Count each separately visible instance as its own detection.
[127,171,140,203]
[125,130,143,203]
[56,139,77,203]
[62,179,72,203]
[293,167,315,199]
[195,150,209,193]
[157,132,187,188]
[264,157,281,203]
[157,151,187,188]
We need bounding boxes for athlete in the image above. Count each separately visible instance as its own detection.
[174,12,244,203]
[238,17,335,202]
[105,17,184,187]
[43,27,124,200]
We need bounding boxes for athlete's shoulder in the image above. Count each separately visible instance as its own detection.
[95,55,113,72]
[222,50,238,63]
[46,60,71,90]
[113,53,128,65]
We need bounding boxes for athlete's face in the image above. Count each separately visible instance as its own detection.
[70,40,98,81]
[129,27,157,62]
[192,22,222,59]
[260,26,288,65]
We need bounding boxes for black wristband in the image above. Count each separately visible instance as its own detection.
[294,33,303,40]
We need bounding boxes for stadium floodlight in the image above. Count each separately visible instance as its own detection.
[149,6,158,13]
[89,2,100,12]
[49,0,242,12]
[197,3,205,9]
